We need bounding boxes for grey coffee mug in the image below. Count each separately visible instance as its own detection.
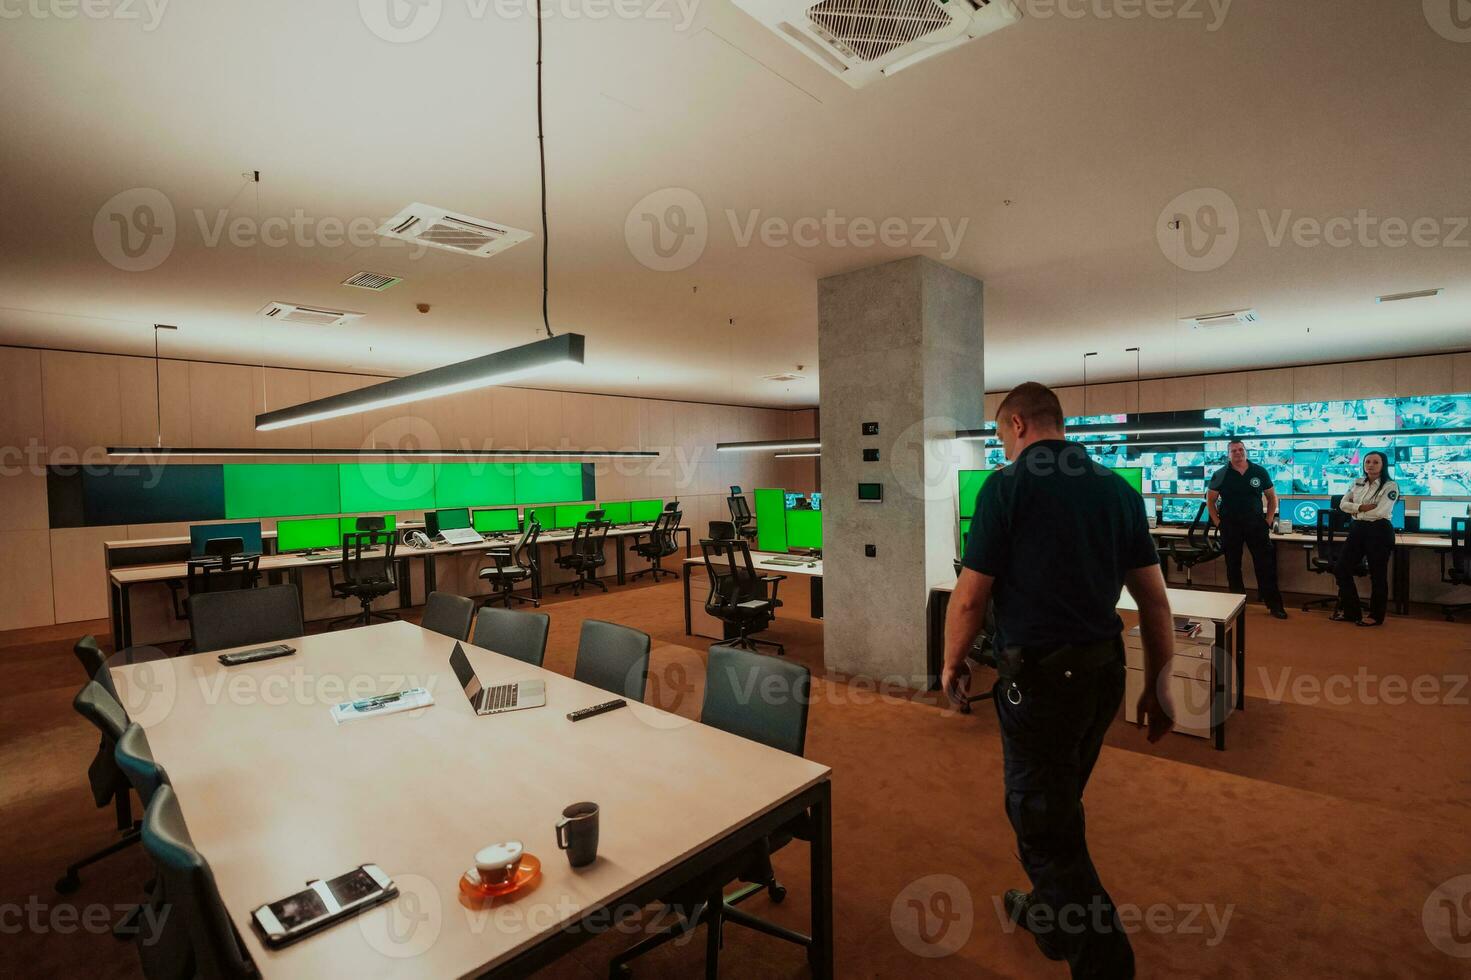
[556,801,599,868]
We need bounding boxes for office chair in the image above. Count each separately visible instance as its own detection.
[554,517,612,595]
[73,635,167,701]
[478,519,542,609]
[727,494,757,542]
[700,537,786,656]
[956,597,1002,713]
[1302,508,1363,613]
[1157,502,1222,586]
[664,500,680,512]
[708,520,736,541]
[166,538,261,652]
[57,680,137,895]
[114,722,171,941]
[188,583,303,655]
[421,590,475,641]
[631,510,682,582]
[138,785,254,980]
[1442,517,1471,622]
[611,644,815,977]
[573,619,650,702]
[328,529,399,628]
[471,607,550,668]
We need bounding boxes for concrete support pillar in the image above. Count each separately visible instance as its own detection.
[817,256,984,684]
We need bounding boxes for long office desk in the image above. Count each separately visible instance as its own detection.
[107,525,693,649]
[927,582,1247,750]
[110,622,833,978]
[682,553,824,640]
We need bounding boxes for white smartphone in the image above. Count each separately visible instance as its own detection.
[252,864,395,947]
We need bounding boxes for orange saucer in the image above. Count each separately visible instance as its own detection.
[459,854,542,900]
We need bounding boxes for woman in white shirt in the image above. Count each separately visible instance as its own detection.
[1332,451,1398,626]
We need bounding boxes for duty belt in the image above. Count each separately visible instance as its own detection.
[994,636,1122,705]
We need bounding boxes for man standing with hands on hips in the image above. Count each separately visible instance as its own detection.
[1207,439,1288,619]
[942,382,1177,980]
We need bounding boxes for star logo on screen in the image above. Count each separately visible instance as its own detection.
[1294,502,1318,525]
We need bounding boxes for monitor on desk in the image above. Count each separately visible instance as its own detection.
[1161,497,1204,525]
[276,517,341,554]
[629,499,662,523]
[958,470,992,520]
[1285,498,1333,530]
[555,503,598,529]
[525,505,557,531]
[599,501,633,524]
[433,507,472,532]
[786,508,823,550]
[472,508,519,534]
[1115,467,1144,494]
[809,492,822,512]
[1418,499,1471,533]
[189,521,263,557]
[1142,497,1157,523]
[784,492,806,510]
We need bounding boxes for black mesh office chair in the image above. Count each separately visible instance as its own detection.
[167,537,261,652]
[700,537,786,656]
[188,583,304,654]
[421,591,475,641]
[573,620,650,702]
[708,520,736,541]
[727,494,757,542]
[471,607,550,668]
[611,644,815,976]
[139,785,254,980]
[1303,508,1362,613]
[57,680,137,895]
[1157,502,1222,586]
[631,510,682,582]
[328,529,399,628]
[1442,517,1471,622]
[554,516,612,595]
[479,519,542,608]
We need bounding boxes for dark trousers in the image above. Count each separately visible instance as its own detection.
[1335,519,1394,622]
[1220,515,1283,610]
[995,651,1134,980]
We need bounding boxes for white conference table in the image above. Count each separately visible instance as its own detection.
[112,622,833,978]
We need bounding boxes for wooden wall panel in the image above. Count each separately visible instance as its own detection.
[0,347,44,453]
[308,373,372,451]
[1395,355,1453,397]
[0,530,54,631]
[1453,353,1471,393]
[51,525,124,623]
[0,469,49,531]
[1200,372,1249,409]
[525,389,563,449]
[1246,368,1295,406]
[189,362,258,448]
[561,392,597,450]
[42,350,122,453]
[1162,375,1205,410]
[120,357,193,449]
[491,388,529,450]
[592,395,639,452]
[1292,363,1342,404]
[1340,359,1396,398]
[1137,380,1167,414]
[256,368,314,450]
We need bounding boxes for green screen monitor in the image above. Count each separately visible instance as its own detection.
[277,517,341,554]
[434,507,472,531]
[754,488,788,553]
[958,470,992,519]
[555,503,598,529]
[1115,467,1144,494]
[630,499,662,523]
[600,501,633,525]
[785,508,823,550]
[473,508,521,534]
[959,517,972,552]
[339,515,396,540]
[525,506,557,531]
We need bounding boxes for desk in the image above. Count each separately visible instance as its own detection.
[106,525,692,648]
[682,554,824,640]
[926,582,1246,750]
[111,622,833,978]
[1150,525,1451,615]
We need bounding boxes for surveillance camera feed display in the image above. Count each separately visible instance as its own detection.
[1162,497,1204,524]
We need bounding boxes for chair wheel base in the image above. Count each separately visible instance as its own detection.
[612,965,633,979]
[770,883,787,903]
[55,874,80,895]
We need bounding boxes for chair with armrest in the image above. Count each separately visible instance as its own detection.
[73,635,167,701]
[700,537,786,656]
[610,644,815,976]
[1157,502,1222,586]
[573,619,650,702]
[166,537,261,652]
[631,510,682,582]
[188,583,303,654]
[421,590,475,641]
[554,516,612,595]
[1442,517,1471,622]
[1302,508,1362,613]
[478,519,542,609]
[727,493,757,542]
[328,529,399,628]
[708,520,736,541]
[471,606,550,668]
[57,680,138,895]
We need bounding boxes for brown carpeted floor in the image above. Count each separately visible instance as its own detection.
[3,577,1470,978]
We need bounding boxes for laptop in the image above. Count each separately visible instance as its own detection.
[439,527,485,546]
[449,643,546,716]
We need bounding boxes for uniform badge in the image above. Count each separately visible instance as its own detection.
[1388,490,1397,500]
[1249,476,1261,488]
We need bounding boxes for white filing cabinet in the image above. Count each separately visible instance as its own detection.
[1122,622,1233,740]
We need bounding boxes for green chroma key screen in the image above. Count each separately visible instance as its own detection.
[473,508,520,533]
[629,499,663,523]
[785,508,823,550]
[555,503,598,528]
[958,470,992,519]
[754,488,788,553]
[340,463,436,512]
[277,516,342,552]
[600,501,632,524]
[225,465,340,519]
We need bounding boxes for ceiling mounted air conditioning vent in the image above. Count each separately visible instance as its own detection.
[341,271,402,291]
[732,0,1020,89]
[257,302,365,327]
[377,203,532,258]
[1181,309,1260,329]
[763,372,807,382]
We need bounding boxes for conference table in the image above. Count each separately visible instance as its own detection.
[110,622,833,978]
[106,524,693,649]
[682,553,825,640]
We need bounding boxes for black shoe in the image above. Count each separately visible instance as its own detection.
[1003,889,1066,962]
[1269,607,1288,620]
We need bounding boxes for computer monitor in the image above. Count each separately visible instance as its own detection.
[809,492,823,512]
[189,521,263,557]
[630,499,662,523]
[1418,500,1470,533]
[525,505,557,531]
[1162,497,1204,525]
[1115,467,1144,494]
[600,501,633,525]
[1390,499,1406,531]
[1142,497,1157,523]
[339,515,396,540]
[1284,498,1333,530]
[958,470,992,519]
[472,508,520,534]
[276,517,341,554]
[434,508,472,532]
[555,503,597,529]
[784,492,806,510]
[786,508,822,550]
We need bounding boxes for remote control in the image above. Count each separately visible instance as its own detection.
[567,699,627,722]
[218,644,296,666]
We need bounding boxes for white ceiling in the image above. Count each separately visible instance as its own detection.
[1,0,1468,409]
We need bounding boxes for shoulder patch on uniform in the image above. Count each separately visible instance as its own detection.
[1388,490,1397,500]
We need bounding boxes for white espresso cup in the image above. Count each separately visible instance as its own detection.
[474,840,524,885]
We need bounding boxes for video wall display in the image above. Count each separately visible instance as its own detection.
[981,393,1471,498]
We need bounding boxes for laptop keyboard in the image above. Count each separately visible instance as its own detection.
[484,683,519,712]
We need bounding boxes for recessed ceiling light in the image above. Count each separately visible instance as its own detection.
[1376,288,1443,303]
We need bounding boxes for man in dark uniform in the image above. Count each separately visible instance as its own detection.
[943,382,1176,979]
[1207,439,1288,619]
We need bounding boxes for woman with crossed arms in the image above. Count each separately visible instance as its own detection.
[1333,450,1399,627]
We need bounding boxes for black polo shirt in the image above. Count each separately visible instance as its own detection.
[961,440,1160,650]
[1208,463,1274,522]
